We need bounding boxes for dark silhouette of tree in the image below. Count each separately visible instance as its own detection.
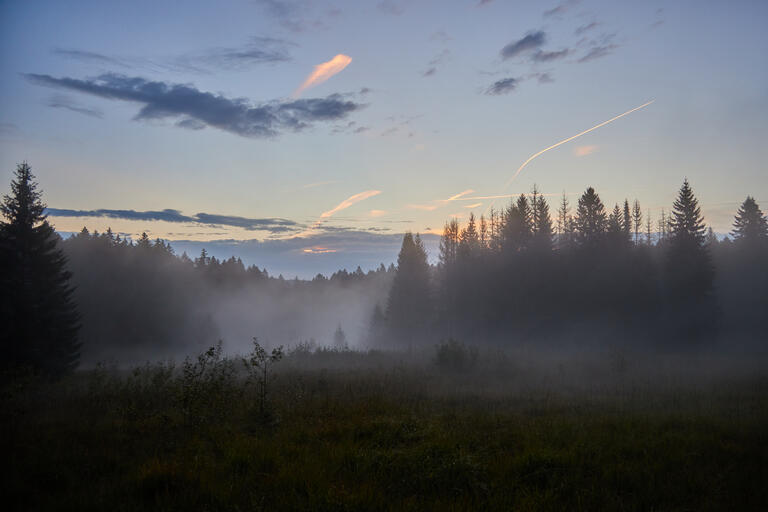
[731,196,768,247]
[623,199,632,239]
[575,187,607,245]
[502,194,532,253]
[664,179,715,342]
[632,200,643,244]
[0,163,80,377]
[386,232,432,349]
[333,323,348,350]
[531,187,553,251]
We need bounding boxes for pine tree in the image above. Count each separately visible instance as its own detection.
[459,213,480,260]
[623,199,632,239]
[632,200,642,244]
[665,179,715,341]
[386,232,432,349]
[669,179,707,248]
[731,196,768,246]
[574,187,607,245]
[531,192,553,251]
[333,323,348,350]
[0,163,80,376]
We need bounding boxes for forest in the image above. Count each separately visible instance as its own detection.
[2,164,767,511]
[25,177,768,366]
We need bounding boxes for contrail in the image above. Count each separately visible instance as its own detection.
[506,100,654,187]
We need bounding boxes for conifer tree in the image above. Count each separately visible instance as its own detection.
[574,187,607,245]
[732,196,768,246]
[665,179,715,341]
[0,163,80,376]
[386,232,432,349]
[623,199,632,238]
[632,200,643,244]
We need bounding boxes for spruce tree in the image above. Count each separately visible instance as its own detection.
[732,196,768,247]
[386,232,432,349]
[0,163,80,376]
[574,187,607,245]
[665,179,715,341]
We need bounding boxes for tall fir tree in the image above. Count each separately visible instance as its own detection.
[386,232,432,349]
[0,163,80,376]
[665,179,715,341]
[731,196,768,247]
[574,186,607,245]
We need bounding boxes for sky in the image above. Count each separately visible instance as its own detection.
[1,0,766,277]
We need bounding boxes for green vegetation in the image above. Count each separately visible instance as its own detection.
[3,348,767,511]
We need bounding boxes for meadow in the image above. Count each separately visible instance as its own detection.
[3,344,767,511]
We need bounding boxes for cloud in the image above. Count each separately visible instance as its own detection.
[500,31,546,60]
[370,210,387,217]
[45,208,300,233]
[321,190,382,218]
[464,203,483,209]
[430,31,452,43]
[578,44,618,63]
[53,48,129,67]
[485,77,519,95]
[574,145,598,156]
[422,49,450,77]
[26,73,362,138]
[543,0,580,18]
[54,38,294,73]
[254,0,309,32]
[193,37,293,69]
[377,1,404,15]
[531,48,570,62]
[531,72,555,84]
[294,54,352,96]
[47,94,103,118]
[408,189,475,211]
[575,22,600,35]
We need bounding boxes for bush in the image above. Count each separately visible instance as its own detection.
[433,338,478,372]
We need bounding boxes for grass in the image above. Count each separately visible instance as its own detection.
[2,347,768,511]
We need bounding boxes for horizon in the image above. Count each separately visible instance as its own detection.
[2,0,767,276]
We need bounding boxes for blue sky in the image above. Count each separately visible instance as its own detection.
[1,0,766,276]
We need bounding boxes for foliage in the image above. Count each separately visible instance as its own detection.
[0,162,80,377]
[242,337,283,415]
[433,338,478,372]
[2,356,768,511]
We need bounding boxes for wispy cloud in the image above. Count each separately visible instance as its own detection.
[531,48,570,62]
[578,44,618,63]
[575,22,600,36]
[422,49,450,77]
[377,1,405,15]
[294,54,352,97]
[47,94,103,118]
[500,31,546,60]
[408,189,476,211]
[46,208,300,233]
[370,209,387,217]
[26,73,362,138]
[464,203,483,209]
[543,0,580,18]
[574,145,598,156]
[321,190,382,218]
[485,77,520,95]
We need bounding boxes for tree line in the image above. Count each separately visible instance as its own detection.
[1,163,766,377]
[380,181,768,349]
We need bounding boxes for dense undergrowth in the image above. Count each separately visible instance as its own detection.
[3,345,768,511]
